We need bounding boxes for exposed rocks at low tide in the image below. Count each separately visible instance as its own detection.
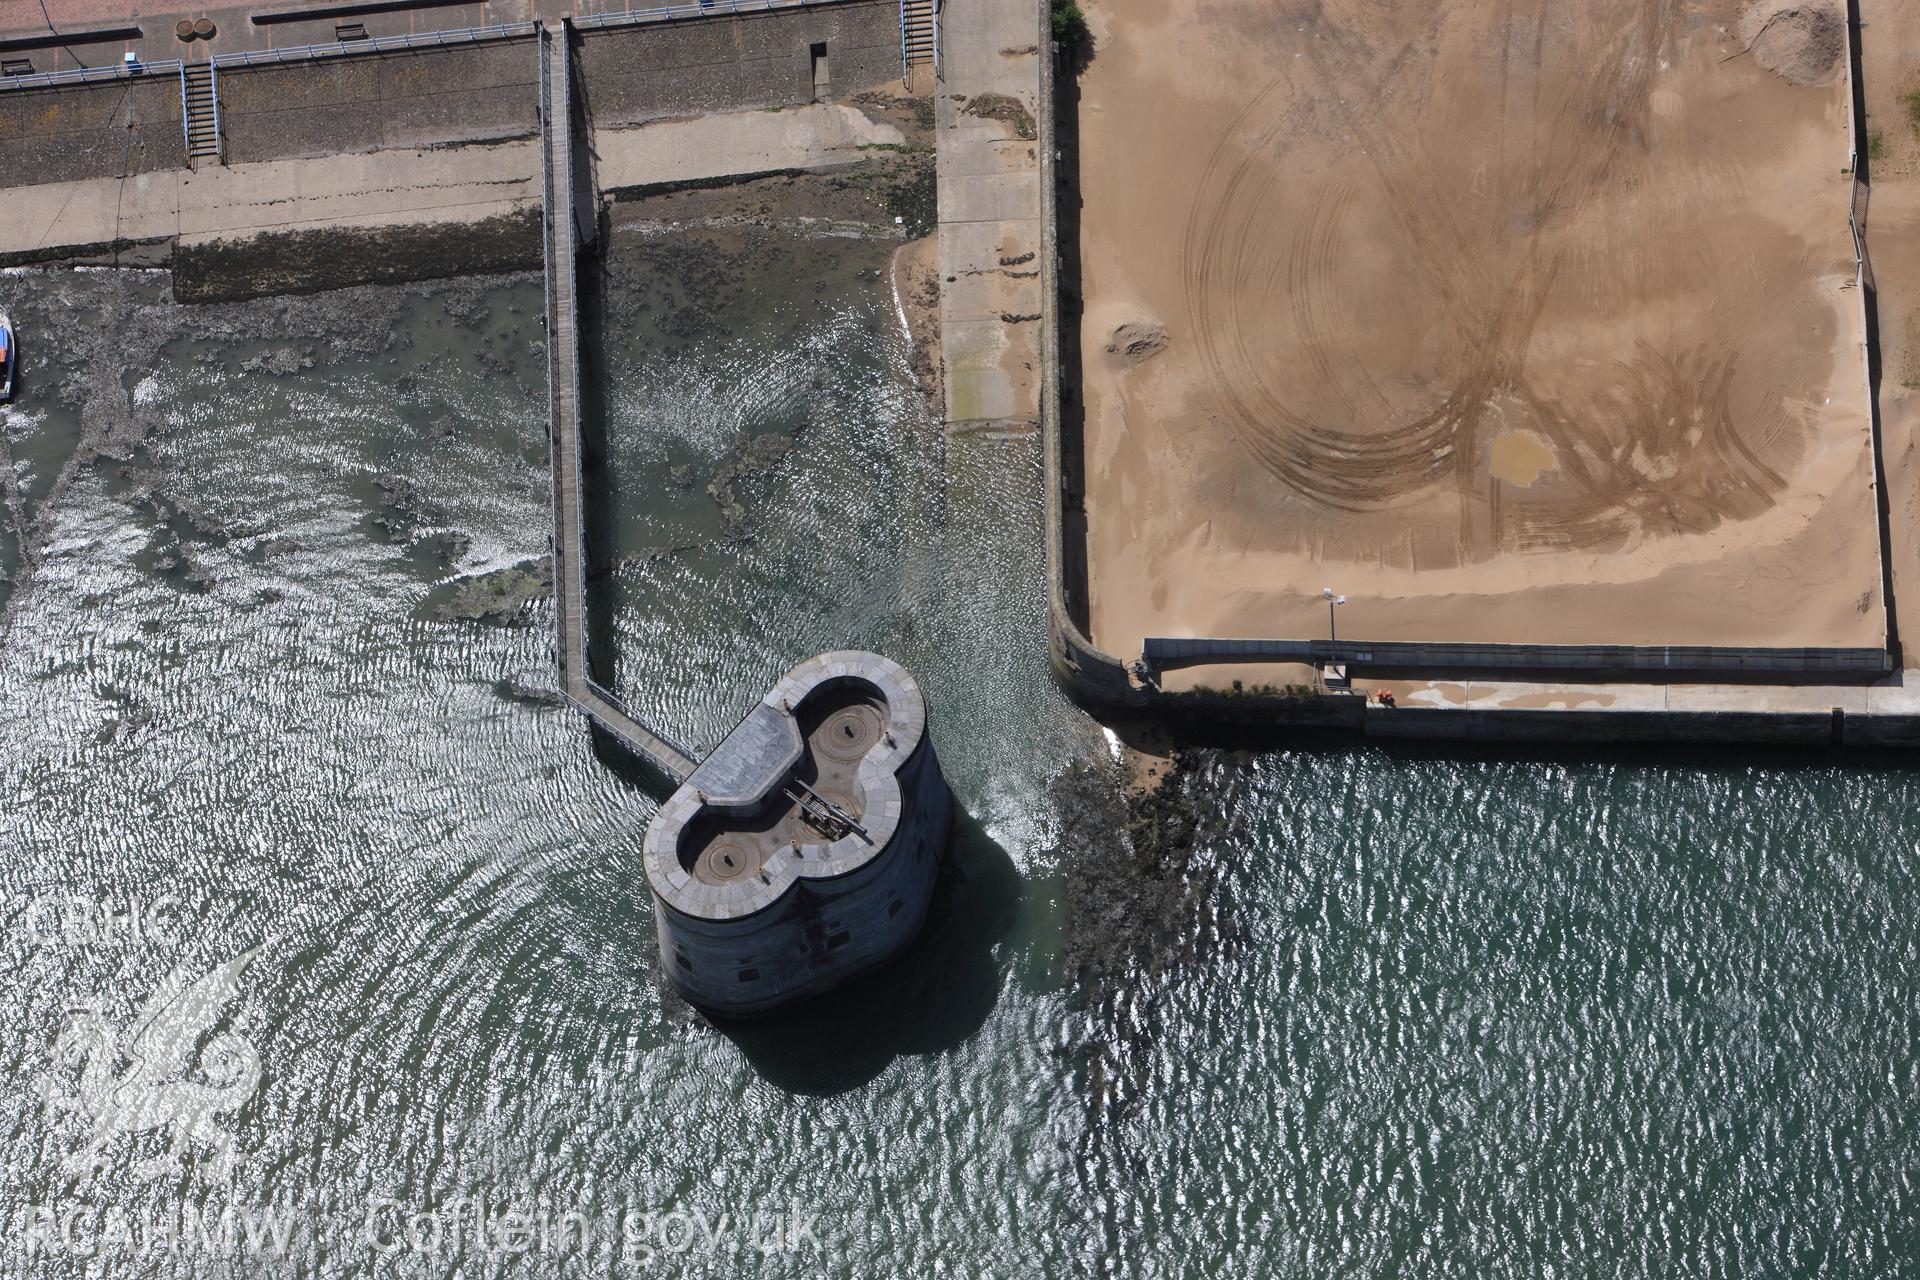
[0,264,540,635]
[369,473,442,543]
[1056,749,1244,1138]
[426,557,553,626]
[1057,751,1234,993]
[707,433,796,538]
[174,210,541,304]
[499,666,566,707]
[240,347,316,376]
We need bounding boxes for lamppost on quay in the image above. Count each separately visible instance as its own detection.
[1319,587,1347,692]
[1322,586,1346,647]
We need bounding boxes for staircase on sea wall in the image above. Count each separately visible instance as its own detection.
[183,62,221,164]
[901,0,938,81]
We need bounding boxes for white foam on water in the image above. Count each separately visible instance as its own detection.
[888,245,913,346]
[0,405,46,438]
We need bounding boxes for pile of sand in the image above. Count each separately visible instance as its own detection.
[1741,0,1846,87]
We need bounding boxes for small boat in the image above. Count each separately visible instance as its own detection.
[0,312,12,402]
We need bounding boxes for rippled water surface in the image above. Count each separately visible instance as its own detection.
[1,249,1917,1278]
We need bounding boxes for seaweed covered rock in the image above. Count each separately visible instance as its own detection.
[427,557,553,626]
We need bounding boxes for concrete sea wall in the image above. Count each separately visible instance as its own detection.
[173,208,541,303]
[1141,638,1893,681]
[1150,689,1920,749]
[1037,9,1136,714]
[0,2,902,299]
[575,0,900,127]
[219,39,539,164]
[0,75,186,184]
[0,2,899,180]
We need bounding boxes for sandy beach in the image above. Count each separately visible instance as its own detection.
[1072,0,1879,659]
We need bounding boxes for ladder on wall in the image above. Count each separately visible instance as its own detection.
[182,62,222,164]
[901,0,938,82]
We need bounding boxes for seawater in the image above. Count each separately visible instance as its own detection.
[0,240,1915,1278]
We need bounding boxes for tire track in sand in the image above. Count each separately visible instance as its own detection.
[1172,0,1785,553]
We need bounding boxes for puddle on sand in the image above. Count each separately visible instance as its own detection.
[1490,430,1556,486]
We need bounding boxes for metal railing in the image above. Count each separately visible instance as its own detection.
[539,22,589,692]
[207,61,222,160]
[538,19,700,781]
[558,33,589,694]
[896,0,939,84]
[0,1,849,90]
[544,28,594,706]
[590,682,700,765]
[209,20,536,69]
[177,64,190,154]
[1845,17,1867,286]
[573,0,853,33]
[538,22,554,453]
[0,57,183,92]
[1141,637,1894,678]
[537,22,565,691]
[1841,0,1892,665]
